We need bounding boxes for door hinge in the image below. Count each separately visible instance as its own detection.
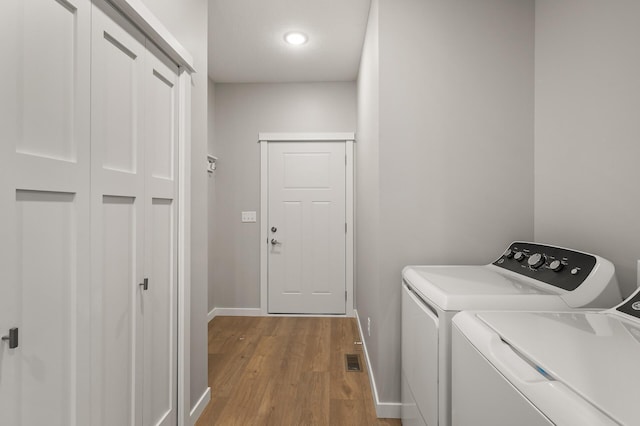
[345,155,347,165]
[345,223,347,233]
[345,290,347,302]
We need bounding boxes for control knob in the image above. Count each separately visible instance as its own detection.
[527,253,546,269]
[504,249,514,259]
[549,259,563,272]
[513,252,525,262]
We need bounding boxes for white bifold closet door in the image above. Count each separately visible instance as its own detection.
[0,0,92,425]
[90,2,179,426]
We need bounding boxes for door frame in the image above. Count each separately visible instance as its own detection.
[259,132,355,317]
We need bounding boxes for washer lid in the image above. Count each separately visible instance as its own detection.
[473,310,640,426]
[402,265,564,311]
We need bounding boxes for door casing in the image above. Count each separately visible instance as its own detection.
[259,132,355,317]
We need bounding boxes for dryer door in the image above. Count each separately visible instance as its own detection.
[402,283,439,426]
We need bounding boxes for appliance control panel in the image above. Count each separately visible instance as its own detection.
[492,242,597,291]
[616,288,640,319]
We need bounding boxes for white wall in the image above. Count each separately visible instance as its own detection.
[535,0,640,298]
[357,0,535,405]
[210,82,357,310]
[355,0,382,405]
[138,0,209,413]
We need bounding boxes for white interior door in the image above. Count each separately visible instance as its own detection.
[143,44,179,426]
[90,4,146,425]
[0,0,91,425]
[268,142,347,314]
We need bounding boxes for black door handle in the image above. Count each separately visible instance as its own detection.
[2,327,18,349]
[139,278,149,291]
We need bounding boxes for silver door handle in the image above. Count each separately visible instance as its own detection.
[271,239,280,245]
[2,327,18,349]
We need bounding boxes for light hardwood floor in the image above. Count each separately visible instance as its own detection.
[195,316,402,426]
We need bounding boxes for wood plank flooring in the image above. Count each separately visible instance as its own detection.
[195,316,401,426]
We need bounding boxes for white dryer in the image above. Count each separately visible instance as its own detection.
[451,288,640,425]
[401,242,622,426]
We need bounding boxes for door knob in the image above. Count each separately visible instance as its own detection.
[139,278,149,291]
[271,239,280,245]
[2,327,18,349]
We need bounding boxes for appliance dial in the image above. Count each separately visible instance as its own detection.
[549,259,563,272]
[504,249,514,259]
[571,267,580,275]
[527,253,546,269]
[514,252,525,261]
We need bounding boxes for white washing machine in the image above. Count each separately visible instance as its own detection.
[451,288,640,425]
[401,241,622,426]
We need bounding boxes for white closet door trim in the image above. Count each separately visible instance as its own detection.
[108,0,195,72]
[178,72,195,426]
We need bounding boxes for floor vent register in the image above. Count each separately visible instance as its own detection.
[345,354,362,372]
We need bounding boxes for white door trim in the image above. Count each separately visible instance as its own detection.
[258,132,355,142]
[259,133,355,317]
[106,0,195,72]
[177,71,192,426]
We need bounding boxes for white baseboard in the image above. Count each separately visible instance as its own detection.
[208,307,355,322]
[354,310,402,419]
[208,307,262,322]
[189,386,211,425]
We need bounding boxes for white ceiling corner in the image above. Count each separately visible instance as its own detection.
[208,0,371,83]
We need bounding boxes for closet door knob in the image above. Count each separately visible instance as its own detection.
[2,327,18,349]
[139,278,149,291]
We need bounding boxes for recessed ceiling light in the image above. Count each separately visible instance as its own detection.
[284,32,308,46]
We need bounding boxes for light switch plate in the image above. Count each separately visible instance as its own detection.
[241,211,257,223]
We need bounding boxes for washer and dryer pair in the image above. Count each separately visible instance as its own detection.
[401,241,623,426]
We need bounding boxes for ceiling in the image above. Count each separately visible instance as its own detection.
[208,0,372,83]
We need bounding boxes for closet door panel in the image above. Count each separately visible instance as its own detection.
[91,2,145,425]
[144,199,177,426]
[14,191,78,426]
[147,65,176,180]
[101,35,139,173]
[0,1,91,425]
[8,0,84,161]
[100,196,140,426]
[92,3,145,178]
[143,47,179,426]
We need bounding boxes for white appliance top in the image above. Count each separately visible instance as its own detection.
[403,241,621,311]
[403,265,565,311]
[455,299,640,425]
